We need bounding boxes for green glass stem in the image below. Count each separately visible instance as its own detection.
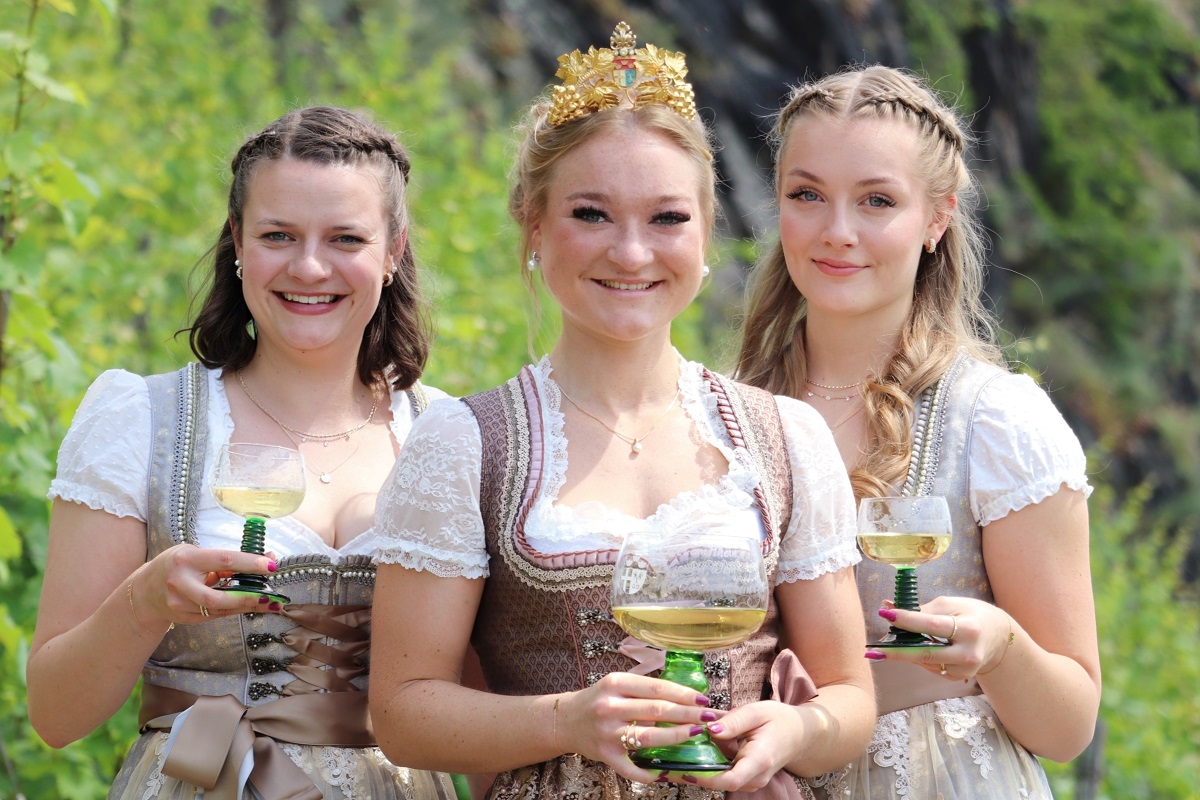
[214,516,289,604]
[627,649,730,772]
[885,566,928,645]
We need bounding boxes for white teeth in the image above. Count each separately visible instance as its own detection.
[281,293,337,304]
[598,280,654,291]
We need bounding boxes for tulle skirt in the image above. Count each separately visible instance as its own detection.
[108,731,458,800]
[799,695,1053,799]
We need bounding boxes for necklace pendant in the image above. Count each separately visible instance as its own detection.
[320,472,332,484]
[322,440,330,447]
[631,440,643,455]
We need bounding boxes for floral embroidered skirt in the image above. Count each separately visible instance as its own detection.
[799,695,1053,799]
[108,731,458,800]
[487,754,726,800]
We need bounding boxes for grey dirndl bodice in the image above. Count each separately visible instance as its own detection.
[857,354,1007,644]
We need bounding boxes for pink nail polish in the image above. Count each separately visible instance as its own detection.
[683,775,698,784]
[707,722,724,735]
[268,602,283,611]
[258,596,270,604]
[865,650,886,661]
[695,695,711,707]
[700,710,717,722]
[267,560,278,573]
[878,608,898,622]
[689,725,704,737]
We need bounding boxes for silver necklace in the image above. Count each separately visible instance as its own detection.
[805,378,865,402]
[237,370,378,445]
[557,384,680,456]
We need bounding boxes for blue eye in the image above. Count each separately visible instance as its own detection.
[866,194,896,208]
[786,188,820,202]
[572,205,608,223]
[653,211,691,225]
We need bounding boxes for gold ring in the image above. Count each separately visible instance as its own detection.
[199,604,210,617]
[619,722,642,752]
[947,615,958,642]
[939,664,948,676]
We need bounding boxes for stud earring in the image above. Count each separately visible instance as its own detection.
[383,271,395,287]
[235,259,243,280]
[925,237,937,254]
[527,251,540,271]
[701,264,711,278]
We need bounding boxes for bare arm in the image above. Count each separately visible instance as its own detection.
[27,500,275,747]
[369,563,716,781]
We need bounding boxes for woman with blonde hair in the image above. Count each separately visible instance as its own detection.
[736,65,1100,798]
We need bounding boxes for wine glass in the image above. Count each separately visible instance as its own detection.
[857,496,952,648]
[611,527,769,772]
[210,442,305,604]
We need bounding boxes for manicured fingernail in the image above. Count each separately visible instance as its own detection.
[258,596,270,604]
[700,710,717,722]
[689,725,704,737]
[707,722,724,735]
[878,608,898,621]
[656,776,670,783]
[865,650,886,661]
[268,602,283,611]
[683,775,698,784]
[267,560,278,573]
[695,694,711,707]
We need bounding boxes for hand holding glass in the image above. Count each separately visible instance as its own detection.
[857,495,952,647]
[610,528,768,772]
[210,443,304,605]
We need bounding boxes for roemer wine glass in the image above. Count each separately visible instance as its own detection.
[857,495,952,647]
[611,527,769,772]
[210,442,305,605]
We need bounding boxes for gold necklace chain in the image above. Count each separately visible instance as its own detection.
[805,378,865,402]
[556,383,680,456]
[236,370,379,446]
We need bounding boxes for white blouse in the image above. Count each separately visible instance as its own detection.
[48,367,449,559]
[968,370,1092,525]
[374,357,863,584]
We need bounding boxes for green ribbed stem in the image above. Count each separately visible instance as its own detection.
[214,516,290,604]
[627,650,730,772]
[872,566,944,648]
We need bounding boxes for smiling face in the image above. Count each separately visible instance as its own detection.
[531,125,708,347]
[777,115,949,329]
[233,158,395,360]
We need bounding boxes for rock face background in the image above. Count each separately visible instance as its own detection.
[466,0,1200,575]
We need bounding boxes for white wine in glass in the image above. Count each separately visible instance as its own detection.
[611,527,769,772]
[857,495,952,648]
[211,442,305,604]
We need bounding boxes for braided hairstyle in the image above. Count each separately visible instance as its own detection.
[735,65,1001,500]
[187,105,430,391]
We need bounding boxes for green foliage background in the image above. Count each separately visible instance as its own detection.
[0,1,1196,798]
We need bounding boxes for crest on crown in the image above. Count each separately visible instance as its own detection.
[547,22,697,127]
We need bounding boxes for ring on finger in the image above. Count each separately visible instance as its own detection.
[199,604,210,617]
[619,722,642,752]
[947,615,958,642]
[939,664,948,676]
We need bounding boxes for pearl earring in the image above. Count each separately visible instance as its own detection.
[235,259,243,280]
[925,237,937,254]
[701,264,711,278]
[527,251,540,271]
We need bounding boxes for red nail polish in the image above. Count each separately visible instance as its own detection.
[683,775,698,784]
[700,710,717,722]
[258,596,270,604]
[268,602,283,611]
[865,650,886,661]
[878,607,898,622]
[267,560,278,573]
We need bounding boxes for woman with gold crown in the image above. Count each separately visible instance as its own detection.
[369,23,876,800]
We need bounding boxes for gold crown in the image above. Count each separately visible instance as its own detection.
[547,22,697,127]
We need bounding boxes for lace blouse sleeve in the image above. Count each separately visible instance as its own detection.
[774,395,861,583]
[374,398,489,578]
[46,369,151,522]
[971,371,1093,527]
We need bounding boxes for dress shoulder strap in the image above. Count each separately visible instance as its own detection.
[144,363,208,554]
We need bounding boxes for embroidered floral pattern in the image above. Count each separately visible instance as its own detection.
[934,697,995,779]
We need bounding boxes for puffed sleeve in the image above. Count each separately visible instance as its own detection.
[47,369,151,522]
[374,398,489,578]
[774,395,861,582]
[971,371,1093,526]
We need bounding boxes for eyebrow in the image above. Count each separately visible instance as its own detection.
[251,218,368,231]
[563,191,694,205]
[785,168,901,188]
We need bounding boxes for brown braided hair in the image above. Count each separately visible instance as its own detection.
[186,106,430,391]
[735,66,1001,500]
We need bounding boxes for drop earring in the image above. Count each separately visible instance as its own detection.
[925,238,937,254]
[527,251,540,271]
[235,259,243,280]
